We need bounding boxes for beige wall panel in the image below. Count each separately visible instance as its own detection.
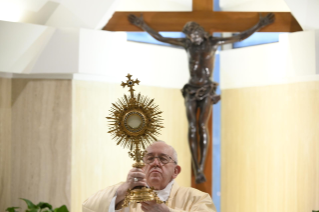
[138,84,190,183]
[11,79,72,211]
[221,81,319,212]
[72,81,189,212]
[0,78,12,212]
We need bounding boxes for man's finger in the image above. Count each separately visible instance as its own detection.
[132,178,146,183]
[141,201,149,206]
[141,200,156,206]
[141,204,149,212]
[130,168,143,172]
[131,172,145,178]
[134,182,147,187]
[129,174,145,182]
[141,202,152,207]
[129,168,144,176]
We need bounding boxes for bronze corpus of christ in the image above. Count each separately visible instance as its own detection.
[128,13,275,184]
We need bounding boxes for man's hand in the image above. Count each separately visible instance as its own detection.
[258,13,275,27]
[125,168,147,189]
[128,14,145,28]
[141,200,170,212]
[115,168,146,207]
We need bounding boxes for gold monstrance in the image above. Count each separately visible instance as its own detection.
[106,74,164,207]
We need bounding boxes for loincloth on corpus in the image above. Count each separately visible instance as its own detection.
[181,81,221,104]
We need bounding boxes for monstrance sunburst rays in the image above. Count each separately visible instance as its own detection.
[106,74,163,163]
[107,93,163,150]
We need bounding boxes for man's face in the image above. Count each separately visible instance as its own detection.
[143,142,181,190]
[188,30,204,45]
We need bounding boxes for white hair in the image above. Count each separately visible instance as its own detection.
[148,140,178,164]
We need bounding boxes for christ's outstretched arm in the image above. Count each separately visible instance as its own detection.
[128,14,187,47]
[212,13,275,45]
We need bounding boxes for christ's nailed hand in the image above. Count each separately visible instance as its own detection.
[128,14,145,28]
[258,13,275,27]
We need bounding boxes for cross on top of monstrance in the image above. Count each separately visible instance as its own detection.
[106,74,164,207]
[121,74,140,98]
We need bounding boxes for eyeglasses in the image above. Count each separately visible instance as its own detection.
[144,154,177,165]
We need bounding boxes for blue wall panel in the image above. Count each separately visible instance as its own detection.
[213,53,221,212]
[233,32,284,48]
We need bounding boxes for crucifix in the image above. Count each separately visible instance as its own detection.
[102,0,302,195]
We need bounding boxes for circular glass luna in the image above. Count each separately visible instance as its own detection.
[127,114,142,129]
[123,111,146,135]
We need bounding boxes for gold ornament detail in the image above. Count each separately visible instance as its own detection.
[106,74,164,206]
[122,187,163,207]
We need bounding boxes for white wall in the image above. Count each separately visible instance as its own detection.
[117,0,192,11]
[31,28,80,74]
[0,0,192,29]
[0,20,188,89]
[78,28,189,88]
[284,0,319,30]
[45,0,120,29]
[0,21,55,73]
[219,0,290,11]
[220,30,319,90]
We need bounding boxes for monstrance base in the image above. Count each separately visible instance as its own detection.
[122,187,163,207]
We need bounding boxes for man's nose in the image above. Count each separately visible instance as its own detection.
[151,157,162,166]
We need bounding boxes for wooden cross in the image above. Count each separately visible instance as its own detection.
[103,0,302,33]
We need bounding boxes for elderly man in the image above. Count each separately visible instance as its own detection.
[82,141,216,212]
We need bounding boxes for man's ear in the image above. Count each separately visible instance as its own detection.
[172,165,181,179]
